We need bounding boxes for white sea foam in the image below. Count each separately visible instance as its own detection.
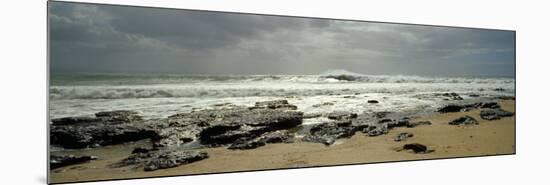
[49,73,515,120]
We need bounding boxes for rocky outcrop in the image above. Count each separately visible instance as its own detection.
[228,130,294,150]
[327,111,358,120]
[51,100,303,149]
[394,132,414,142]
[50,114,159,149]
[197,108,303,146]
[117,149,208,171]
[249,100,298,110]
[367,100,379,103]
[303,120,356,145]
[437,105,467,113]
[480,108,514,120]
[449,116,479,125]
[51,110,143,126]
[437,102,500,113]
[50,155,97,169]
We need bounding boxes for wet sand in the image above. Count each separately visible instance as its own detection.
[50,100,515,184]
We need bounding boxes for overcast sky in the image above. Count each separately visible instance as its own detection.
[49,2,515,77]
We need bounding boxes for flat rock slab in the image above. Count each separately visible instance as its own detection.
[449,116,479,125]
[117,150,209,171]
[50,155,97,169]
[480,108,514,120]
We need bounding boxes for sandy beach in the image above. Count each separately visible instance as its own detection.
[50,100,515,184]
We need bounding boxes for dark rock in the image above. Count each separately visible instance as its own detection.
[324,75,357,81]
[494,96,515,100]
[303,113,322,119]
[228,138,266,150]
[50,117,102,126]
[437,105,466,113]
[95,110,143,123]
[439,92,463,100]
[395,132,414,142]
[468,94,480,97]
[258,130,294,143]
[342,95,356,98]
[480,102,500,109]
[117,150,208,171]
[494,88,505,91]
[303,121,356,145]
[228,130,294,150]
[480,108,515,120]
[362,125,388,136]
[50,155,97,169]
[449,116,479,125]
[250,100,298,110]
[50,120,158,149]
[127,150,208,171]
[197,107,303,145]
[406,121,432,128]
[367,100,379,103]
[402,143,432,153]
[327,111,358,120]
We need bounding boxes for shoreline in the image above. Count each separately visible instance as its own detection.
[50,100,515,183]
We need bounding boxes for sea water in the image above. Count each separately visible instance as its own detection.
[49,70,515,123]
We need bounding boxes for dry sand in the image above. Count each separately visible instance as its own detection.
[50,100,515,184]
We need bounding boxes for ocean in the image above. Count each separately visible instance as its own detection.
[49,70,515,124]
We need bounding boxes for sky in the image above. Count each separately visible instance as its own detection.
[49,2,515,77]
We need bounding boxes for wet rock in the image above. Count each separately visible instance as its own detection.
[117,150,208,171]
[249,100,298,110]
[402,143,433,153]
[324,74,357,81]
[480,102,500,109]
[50,119,158,149]
[362,124,388,137]
[439,92,463,100]
[258,130,294,143]
[406,121,432,128]
[437,105,466,113]
[327,111,358,120]
[480,108,515,120]
[367,100,379,103]
[303,120,356,145]
[395,132,414,142]
[95,110,143,124]
[228,130,294,150]
[50,155,97,169]
[449,116,479,125]
[197,107,303,145]
[228,138,266,150]
[303,113,322,119]
[50,117,102,126]
[468,94,480,97]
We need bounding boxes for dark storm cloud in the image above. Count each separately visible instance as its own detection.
[49,2,514,76]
